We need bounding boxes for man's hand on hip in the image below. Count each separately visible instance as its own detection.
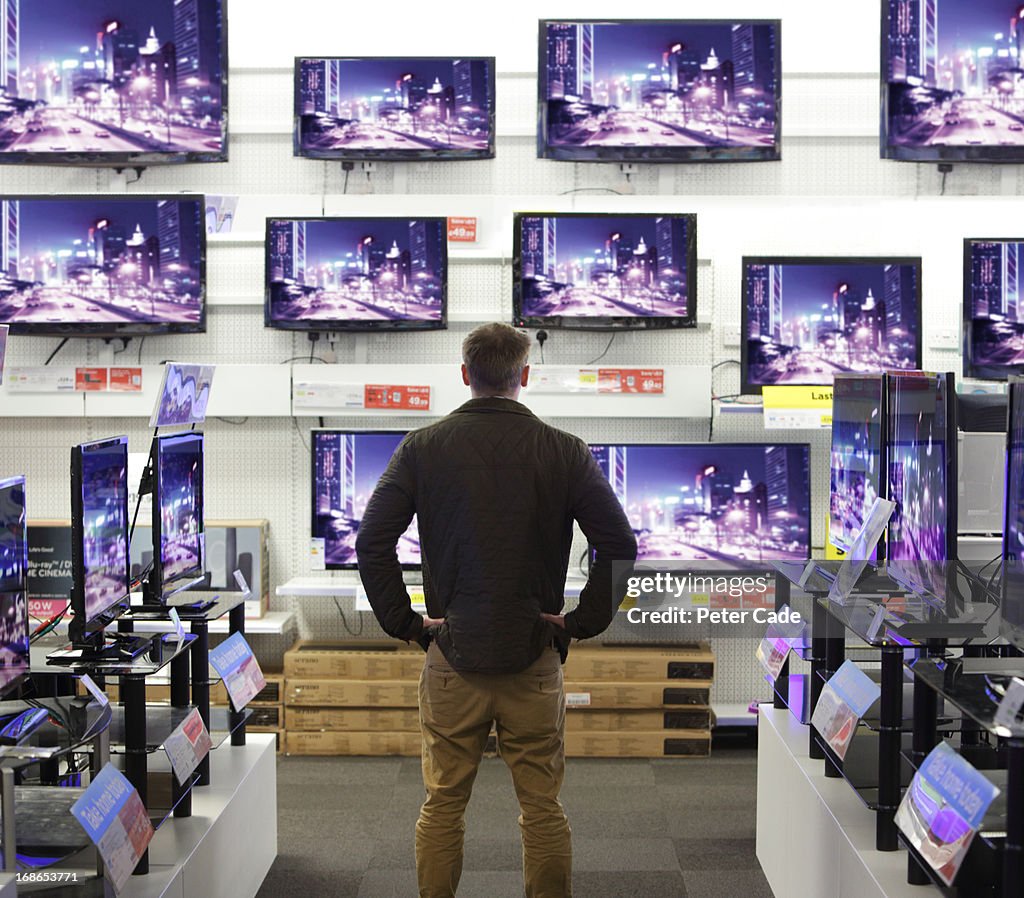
[422,615,445,629]
[539,612,566,629]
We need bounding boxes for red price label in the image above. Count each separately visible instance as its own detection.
[597,368,664,394]
[364,384,431,410]
[447,217,478,242]
[109,367,143,392]
[75,367,108,391]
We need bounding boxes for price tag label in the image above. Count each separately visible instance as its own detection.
[169,608,186,643]
[597,368,664,394]
[566,693,591,708]
[446,216,478,242]
[75,367,108,391]
[5,366,76,392]
[209,632,266,712]
[364,384,431,411]
[811,661,881,760]
[233,569,252,598]
[310,538,326,571]
[109,367,143,392]
[163,707,213,785]
[79,674,109,708]
[866,605,888,642]
[994,677,1024,734]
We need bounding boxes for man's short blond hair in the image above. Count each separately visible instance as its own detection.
[462,323,532,395]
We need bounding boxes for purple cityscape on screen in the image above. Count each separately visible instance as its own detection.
[313,432,420,567]
[745,261,919,387]
[966,240,1024,378]
[886,0,1024,152]
[0,198,203,330]
[158,437,202,584]
[518,215,691,320]
[267,218,445,327]
[590,444,810,563]
[1003,383,1024,639]
[542,22,777,156]
[80,444,128,621]
[296,58,493,156]
[0,0,225,158]
[0,478,26,594]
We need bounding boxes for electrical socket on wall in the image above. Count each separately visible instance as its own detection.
[722,325,742,347]
[931,329,959,350]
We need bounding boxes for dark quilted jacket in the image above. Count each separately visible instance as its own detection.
[355,397,638,674]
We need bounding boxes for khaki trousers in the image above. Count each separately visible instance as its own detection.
[415,642,572,898]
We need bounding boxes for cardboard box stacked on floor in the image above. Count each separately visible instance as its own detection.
[248,674,286,752]
[283,639,713,759]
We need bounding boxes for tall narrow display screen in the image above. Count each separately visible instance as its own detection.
[829,374,887,557]
[0,0,226,166]
[72,436,130,627]
[886,372,958,599]
[265,217,447,332]
[0,196,206,336]
[0,476,27,594]
[741,257,922,393]
[513,213,697,329]
[152,432,204,596]
[294,57,495,161]
[311,431,420,569]
[538,20,781,162]
[963,238,1024,380]
[1002,376,1024,649]
[882,0,1024,163]
[588,443,811,563]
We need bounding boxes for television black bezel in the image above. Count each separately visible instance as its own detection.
[310,428,420,571]
[69,435,131,644]
[962,237,1024,381]
[740,255,924,395]
[150,431,205,600]
[0,193,207,337]
[292,55,496,162]
[0,0,228,167]
[1001,375,1024,650]
[264,216,448,333]
[0,474,27,594]
[537,18,782,164]
[512,211,698,330]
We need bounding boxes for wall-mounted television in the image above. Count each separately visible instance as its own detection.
[311,430,420,570]
[0,0,226,166]
[538,19,781,163]
[741,257,922,393]
[829,373,888,559]
[1002,375,1024,650]
[963,238,1024,380]
[294,57,495,161]
[0,195,205,336]
[882,0,1024,163]
[588,442,811,564]
[513,212,697,329]
[265,217,447,332]
[886,371,958,600]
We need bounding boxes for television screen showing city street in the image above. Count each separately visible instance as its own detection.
[0,0,226,164]
[266,218,447,331]
[589,443,811,563]
[883,0,1024,161]
[964,239,1024,379]
[887,373,956,598]
[743,258,921,391]
[829,375,886,557]
[539,20,780,162]
[156,434,203,587]
[1001,378,1024,646]
[312,431,420,568]
[514,214,696,328]
[295,57,495,160]
[0,477,26,594]
[77,439,129,622]
[0,196,205,335]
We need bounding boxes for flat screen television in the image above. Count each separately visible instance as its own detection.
[513,212,697,329]
[311,430,420,569]
[886,372,958,600]
[294,57,495,161]
[538,19,781,163]
[265,217,447,332]
[0,195,206,336]
[149,432,204,601]
[741,257,922,393]
[829,374,888,559]
[0,0,226,166]
[588,442,811,563]
[1002,376,1024,649]
[882,0,1024,163]
[0,475,29,684]
[963,238,1024,380]
[69,436,130,643]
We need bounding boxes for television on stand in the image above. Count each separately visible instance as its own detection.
[0,475,30,695]
[1001,376,1024,650]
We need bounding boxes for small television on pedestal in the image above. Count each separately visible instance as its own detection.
[1001,376,1024,650]
[0,475,30,694]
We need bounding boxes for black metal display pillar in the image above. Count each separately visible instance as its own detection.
[229,604,246,746]
[877,645,904,851]
[170,645,192,818]
[809,597,827,757]
[122,674,149,875]
[190,619,211,786]
[773,574,790,711]
[821,610,846,777]
[907,639,943,884]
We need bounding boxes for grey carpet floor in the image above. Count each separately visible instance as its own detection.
[258,745,772,897]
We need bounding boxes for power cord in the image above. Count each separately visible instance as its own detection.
[585,333,616,365]
[333,596,364,636]
[44,338,69,366]
[536,330,548,364]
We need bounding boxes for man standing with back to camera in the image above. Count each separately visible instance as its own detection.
[356,322,637,898]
